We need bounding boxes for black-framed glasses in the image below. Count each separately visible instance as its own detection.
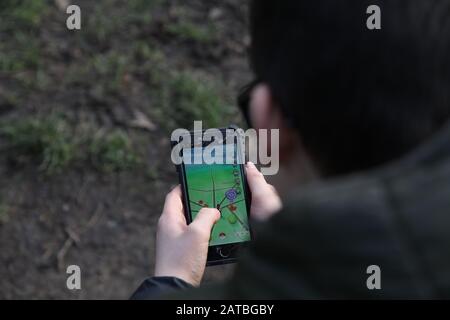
[237,79,260,128]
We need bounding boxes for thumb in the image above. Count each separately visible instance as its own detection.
[245,161,270,195]
[189,208,221,236]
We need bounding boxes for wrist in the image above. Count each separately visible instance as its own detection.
[154,266,199,287]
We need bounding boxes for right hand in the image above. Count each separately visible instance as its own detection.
[154,186,220,286]
[245,162,282,221]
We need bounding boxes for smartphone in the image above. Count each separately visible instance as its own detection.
[173,127,252,265]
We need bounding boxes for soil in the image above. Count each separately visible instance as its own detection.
[0,0,250,299]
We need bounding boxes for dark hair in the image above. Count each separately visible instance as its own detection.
[249,0,450,176]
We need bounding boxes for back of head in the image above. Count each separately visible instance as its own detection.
[250,0,450,176]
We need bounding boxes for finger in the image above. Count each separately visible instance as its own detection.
[161,185,185,222]
[189,208,220,237]
[245,162,269,194]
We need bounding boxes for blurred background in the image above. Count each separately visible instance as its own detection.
[0,0,250,299]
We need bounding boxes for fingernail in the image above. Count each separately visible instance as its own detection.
[246,161,256,169]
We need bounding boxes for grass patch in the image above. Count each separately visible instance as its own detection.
[0,32,40,72]
[83,0,163,46]
[157,71,233,130]
[127,0,164,11]
[1,117,141,175]
[89,130,141,173]
[0,0,47,28]
[126,0,162,24]
[131,41,166,86]
[84,5,120,45]
[62,44,166,97]
[167,21,216,43]
[0,1,46,73]
[1,117,76,174]
[91,52,130,96]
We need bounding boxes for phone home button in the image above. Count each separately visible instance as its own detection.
[217,247,231,258]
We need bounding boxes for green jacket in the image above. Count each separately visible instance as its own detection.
[132,123,450,299]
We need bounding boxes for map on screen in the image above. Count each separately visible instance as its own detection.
[183,145,251,246]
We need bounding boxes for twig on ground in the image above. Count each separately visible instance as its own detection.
[56,203,104,271]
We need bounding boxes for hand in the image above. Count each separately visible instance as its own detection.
[246,162,282,221]
[154,186,220,286]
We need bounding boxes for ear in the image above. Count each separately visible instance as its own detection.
[249,84,282,131]
[249,84,301,163]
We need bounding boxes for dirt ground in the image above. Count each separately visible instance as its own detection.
[0,0,250,299]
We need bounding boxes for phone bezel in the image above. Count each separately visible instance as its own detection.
[173,127,252,266]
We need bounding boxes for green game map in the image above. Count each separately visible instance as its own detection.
[183,147,251,246]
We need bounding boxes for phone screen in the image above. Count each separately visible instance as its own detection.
[182,144,251,246]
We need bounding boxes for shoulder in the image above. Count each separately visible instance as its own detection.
[236,171,429,298]
[279,173,391,231]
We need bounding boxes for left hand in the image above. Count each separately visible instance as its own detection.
[154,185,220,287]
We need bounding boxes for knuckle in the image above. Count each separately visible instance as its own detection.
[164,192,173,203]
[269,184,278,194]
[199,208,213,215]
[157,215,167,228]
